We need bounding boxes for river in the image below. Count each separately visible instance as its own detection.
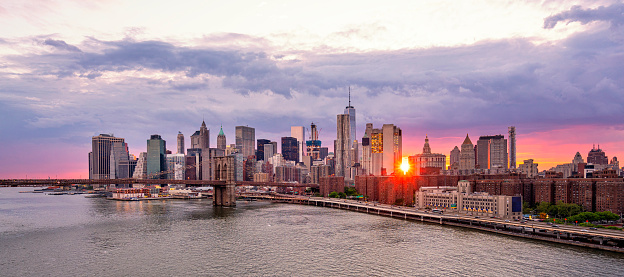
[1,187,623,276]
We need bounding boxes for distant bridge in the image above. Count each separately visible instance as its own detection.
[0,178,317,188]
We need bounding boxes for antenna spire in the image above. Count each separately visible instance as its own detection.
[349,86,351,106]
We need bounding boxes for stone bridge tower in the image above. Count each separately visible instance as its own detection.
[212,156,236,206]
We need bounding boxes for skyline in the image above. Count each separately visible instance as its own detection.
[1,1,624,178]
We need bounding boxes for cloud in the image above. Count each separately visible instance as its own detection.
[544,3,624,29]
[42,38,82,52]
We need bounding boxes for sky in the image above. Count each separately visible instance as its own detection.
[1,0,623,178]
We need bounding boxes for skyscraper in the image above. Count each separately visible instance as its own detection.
[190,121,211,180]
[291,126,306,162]
[459,134,475,171]
[306,122,322,160]
[146,134,166,179]
[264,143,275,161]
[217,125,226,150]
[90,134,125,180]
[450,146,460,169]
[344,87,356,166]
[476,135,508,169]
[177,131,185,155]
[382,124,402,175]
[235,126,255,158]
[281,137,299,163]
[257,139,271,161]
[508,126,516,169]
[336,114,351,178]
[109,141,130,179]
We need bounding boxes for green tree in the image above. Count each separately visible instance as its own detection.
[338,192,347,199]
[328,191,339,198]
[344,187,358,196]
[536,202,551,214]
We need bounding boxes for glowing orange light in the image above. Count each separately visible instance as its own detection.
[400,157,410,175]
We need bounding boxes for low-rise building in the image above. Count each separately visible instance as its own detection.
[414,180,523,220]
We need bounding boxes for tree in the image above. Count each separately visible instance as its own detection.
[344,187,358,197]
[536,202,551,214]
[328,191,339,198]
[338,192,347,199]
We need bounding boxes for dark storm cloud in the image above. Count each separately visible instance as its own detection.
[544,3,624,29]
[3,5,624,142]
[42,39,82,52]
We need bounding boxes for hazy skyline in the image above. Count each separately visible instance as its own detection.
[1,1,624,178]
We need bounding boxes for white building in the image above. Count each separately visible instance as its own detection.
[414,180,523,220]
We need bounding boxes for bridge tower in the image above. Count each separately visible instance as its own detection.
[212,156,236,206]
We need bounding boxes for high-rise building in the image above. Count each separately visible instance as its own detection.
[264,143,275,161]
[217,125,226,150]
[587,145,608,165]
[508,126,516,169]
[459,134,475,171]
[450,146,461,169]
[109,141,130,179]
[146,134,166,179]
[90,134,125,180]
[291,126,306,163]
[344,88,356,163]
[476,135,508,169]
[382,124,402,175]
[306,122,322,160]
[190,121,210,180]
[281,137,299,163]
[177,131,185,155]
[257,139,271,161]
[336,114,351,178]
[132,152,147,179]
[235,126,255,158]
[166,153,185,180]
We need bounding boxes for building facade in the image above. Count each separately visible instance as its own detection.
[235,126,255,158]
[459,134,475,171]
[90,134,126,180]
[146,134,166,179]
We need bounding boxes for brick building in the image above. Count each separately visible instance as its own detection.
[319,176,345,197]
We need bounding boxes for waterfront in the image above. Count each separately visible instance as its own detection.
[1,188,623,276]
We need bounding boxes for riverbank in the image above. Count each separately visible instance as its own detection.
[262,196,624,254]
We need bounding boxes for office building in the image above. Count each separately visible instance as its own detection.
[235,126,255,158]
[177,131,185,155]
[109,141,130,179]
[306,122,322,160]
[382,124,402,175]
[191,121,211,180]
[281,137,299,163]
[459,134,475,171]
[291,126,306,162]
[264,143,275,161]
[476,135,508,170]
[166,153,185,180]
[450,146,460,170]
[217,125,226,150]
[336,114,351,178]
[257,139,271,161]
[146,134,166,179]
[90,134,126,180]
[132,152,147,179]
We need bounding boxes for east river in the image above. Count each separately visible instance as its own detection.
[1,188,623,276]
